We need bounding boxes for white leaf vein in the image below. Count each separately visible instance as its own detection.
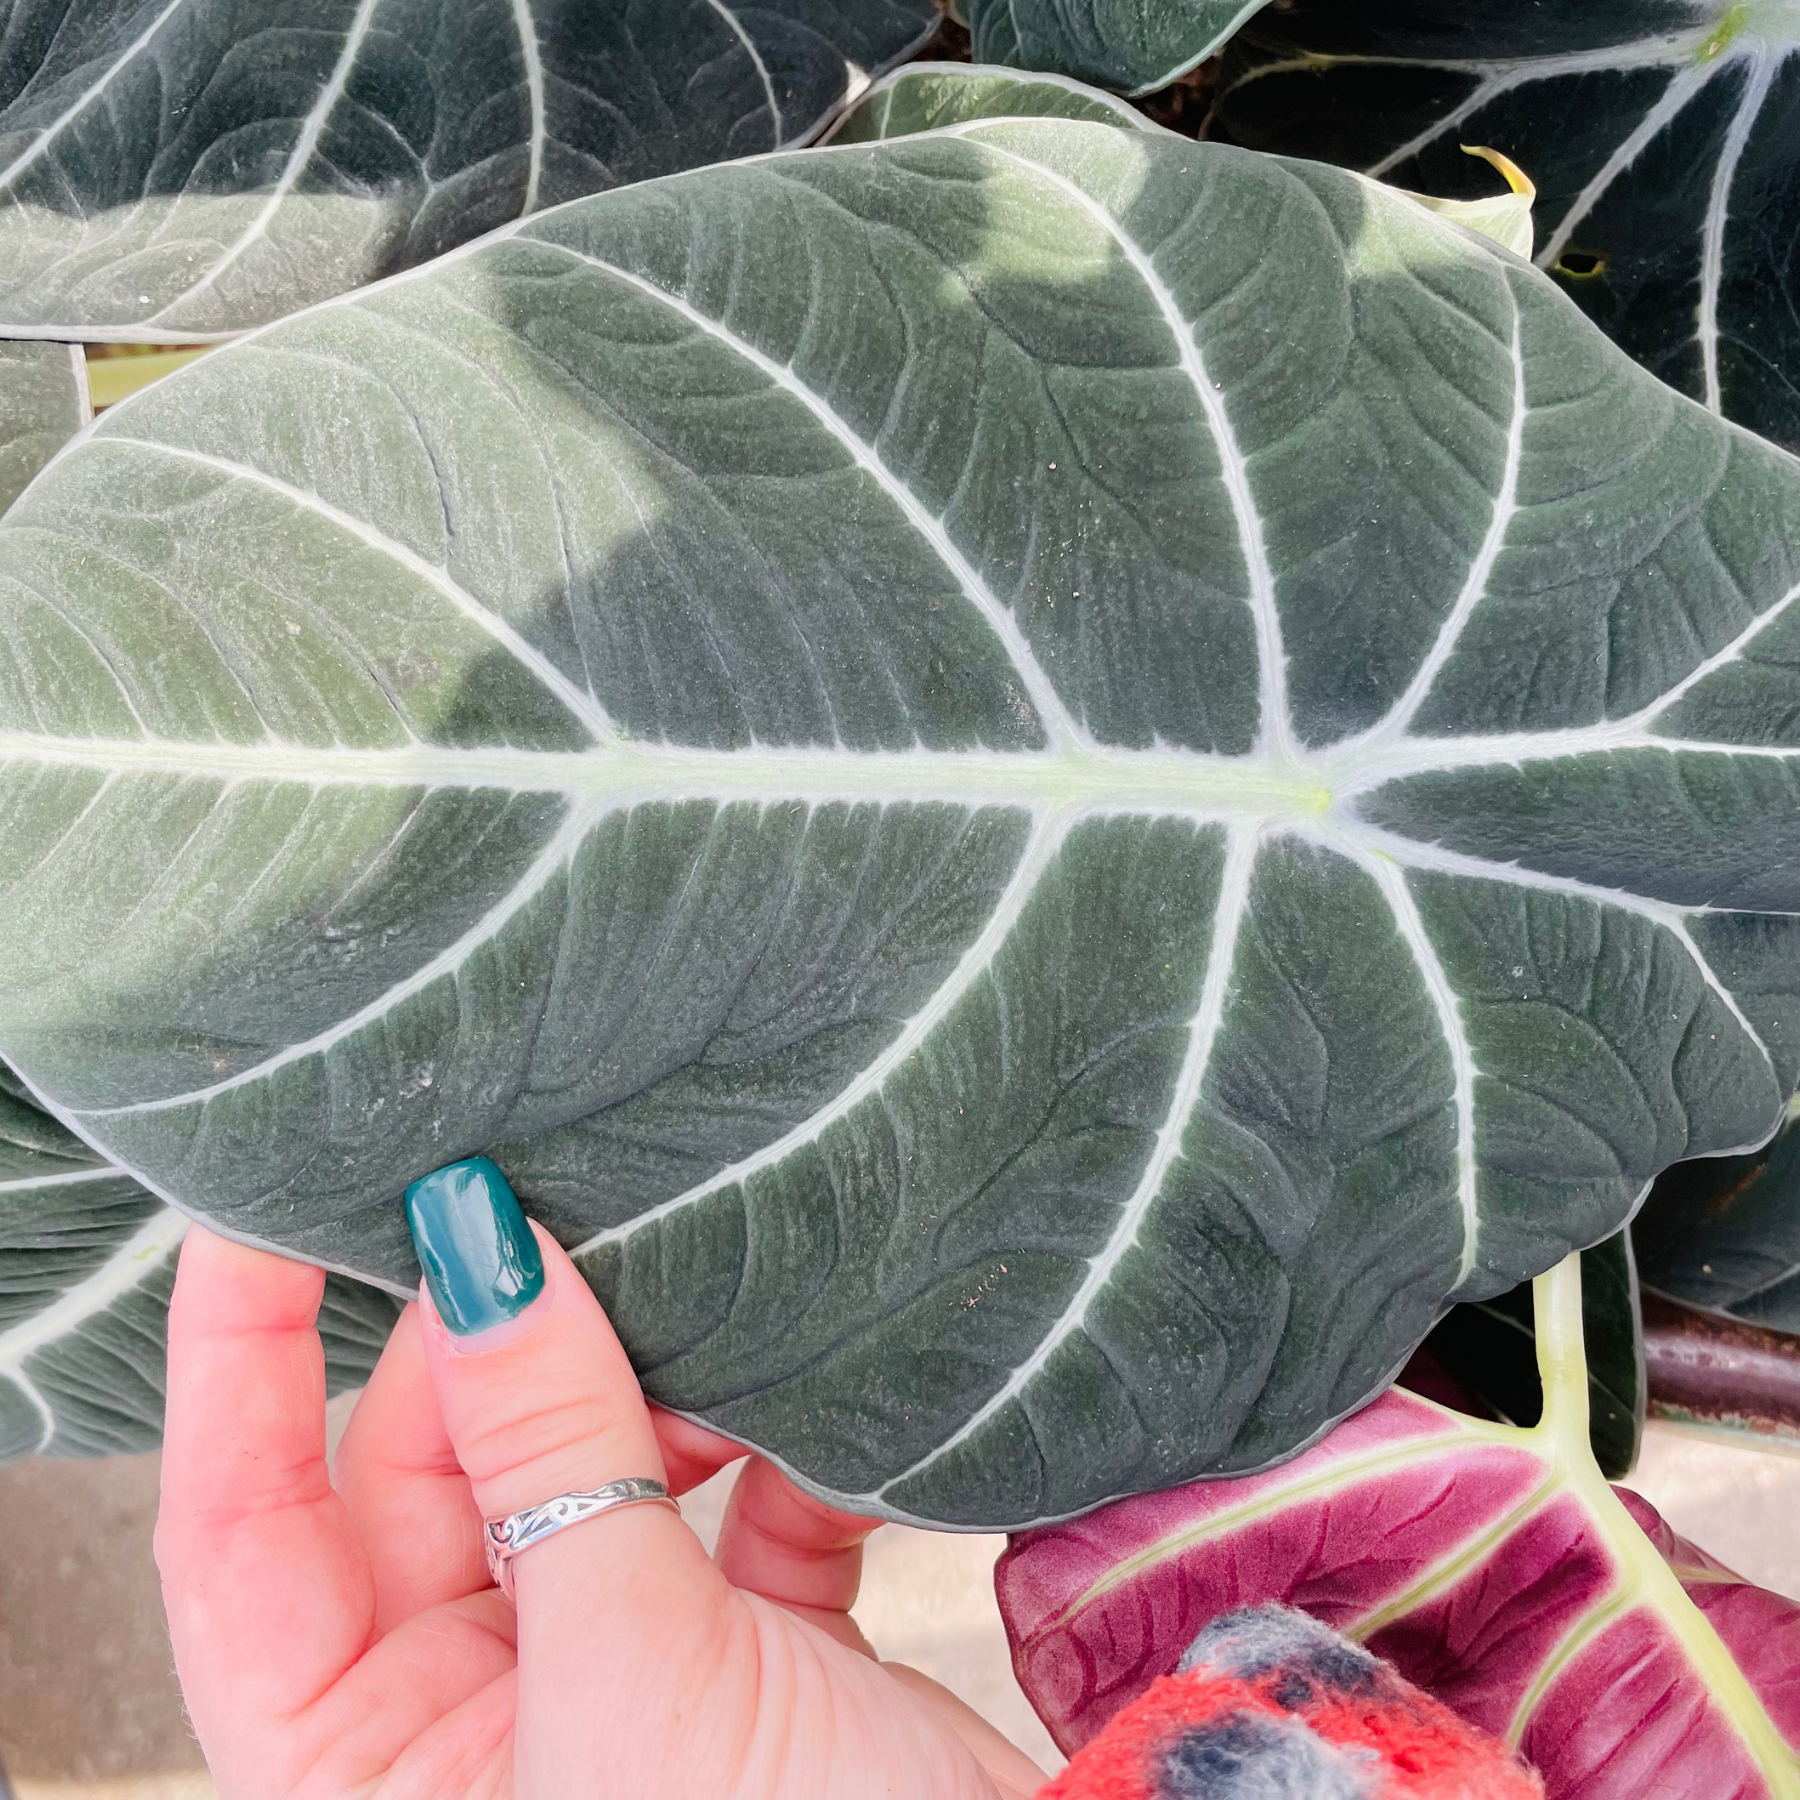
[0,0,196,195]
[1343,820,1778,1084]
[1699,48,1775,414]
[0,1205,187,1373]
[569,808,1071,1258]
[1535,59,1719,271]
[99,435,618,746]
[867,822,1259,1501]
[1360,301,1525,748]
[520,236,1085,750]
[509,0,548,216]
[1348,845,1482,1287]
[968,137,1292,760]
[0,1164,119,1195]
[4,1367,55,1452]
[78,796,600,1120]
[704,0,783,143]
[145,0,385,325]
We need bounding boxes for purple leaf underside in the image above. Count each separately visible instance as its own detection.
[1000,1389,1800,1798]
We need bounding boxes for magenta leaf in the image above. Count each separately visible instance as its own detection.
[1000,1258,1800,1798]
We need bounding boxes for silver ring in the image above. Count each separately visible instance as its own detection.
[483,1477,678,1602]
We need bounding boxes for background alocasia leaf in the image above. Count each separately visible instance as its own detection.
[0,1062,400,1460]
[836,65,1544,260]
[0,338,85,512]
[1632,1095,1800,1447]
[4,122,1800,1525]
[1000,1260,1800,1797]
[1216,1,1800,455]
[830,62,1160,142]
[1637,1104,1800,1332]
[1423,1226,1644,1478]
[963,0,1270,95]
[0,0,937,338]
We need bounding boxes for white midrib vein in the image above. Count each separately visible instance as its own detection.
[523,238,1086,752]
[508,0,547,216]
[145,0,384,324]
[870,825,1260,1500]
[16,538,1797,1132]
[967,136,1294,762]
[1700,46,1776,413]
[16,538,1798,1132]
[31,741,1776,1135]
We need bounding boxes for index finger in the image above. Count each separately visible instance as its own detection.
[155,1228,377,1777]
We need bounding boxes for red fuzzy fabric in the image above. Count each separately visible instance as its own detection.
[1036,1641,1544,1800]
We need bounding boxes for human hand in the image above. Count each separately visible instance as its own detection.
[155,1164,1046,1799]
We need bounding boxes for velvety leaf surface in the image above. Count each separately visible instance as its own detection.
[1001,1359,1800,1794]
[0,1062,400,1459]
[0,338,84,512]
[0,0,937,338]
[965,0,1270,95]
[1426,1227,1644,1478]
[1637,1105,1800,1331]
[830,62,1158,141]
[1217,1,1800,454]
[4,123,1800,1524]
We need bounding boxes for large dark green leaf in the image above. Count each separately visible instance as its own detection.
[0,0,936,339]
[1636,1103,1800,1330]
[964,0,1269,95]
[1217,2,1800,455]
[0,1061,400,1459]
[1424,1226,1644,1477]
[4,122,1800,1525]
[0,339,84,512]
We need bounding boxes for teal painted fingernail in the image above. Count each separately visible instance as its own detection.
[405,1157,544,1336]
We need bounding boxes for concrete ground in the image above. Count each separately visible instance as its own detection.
[4,1418,1797,1797]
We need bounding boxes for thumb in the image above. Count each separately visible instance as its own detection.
[406,1159,735,1767]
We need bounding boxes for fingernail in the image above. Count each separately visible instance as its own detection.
[405,1157,545,1336]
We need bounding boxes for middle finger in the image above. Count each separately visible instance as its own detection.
[714,1456,883,1652]
[333,1303,492,1636]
